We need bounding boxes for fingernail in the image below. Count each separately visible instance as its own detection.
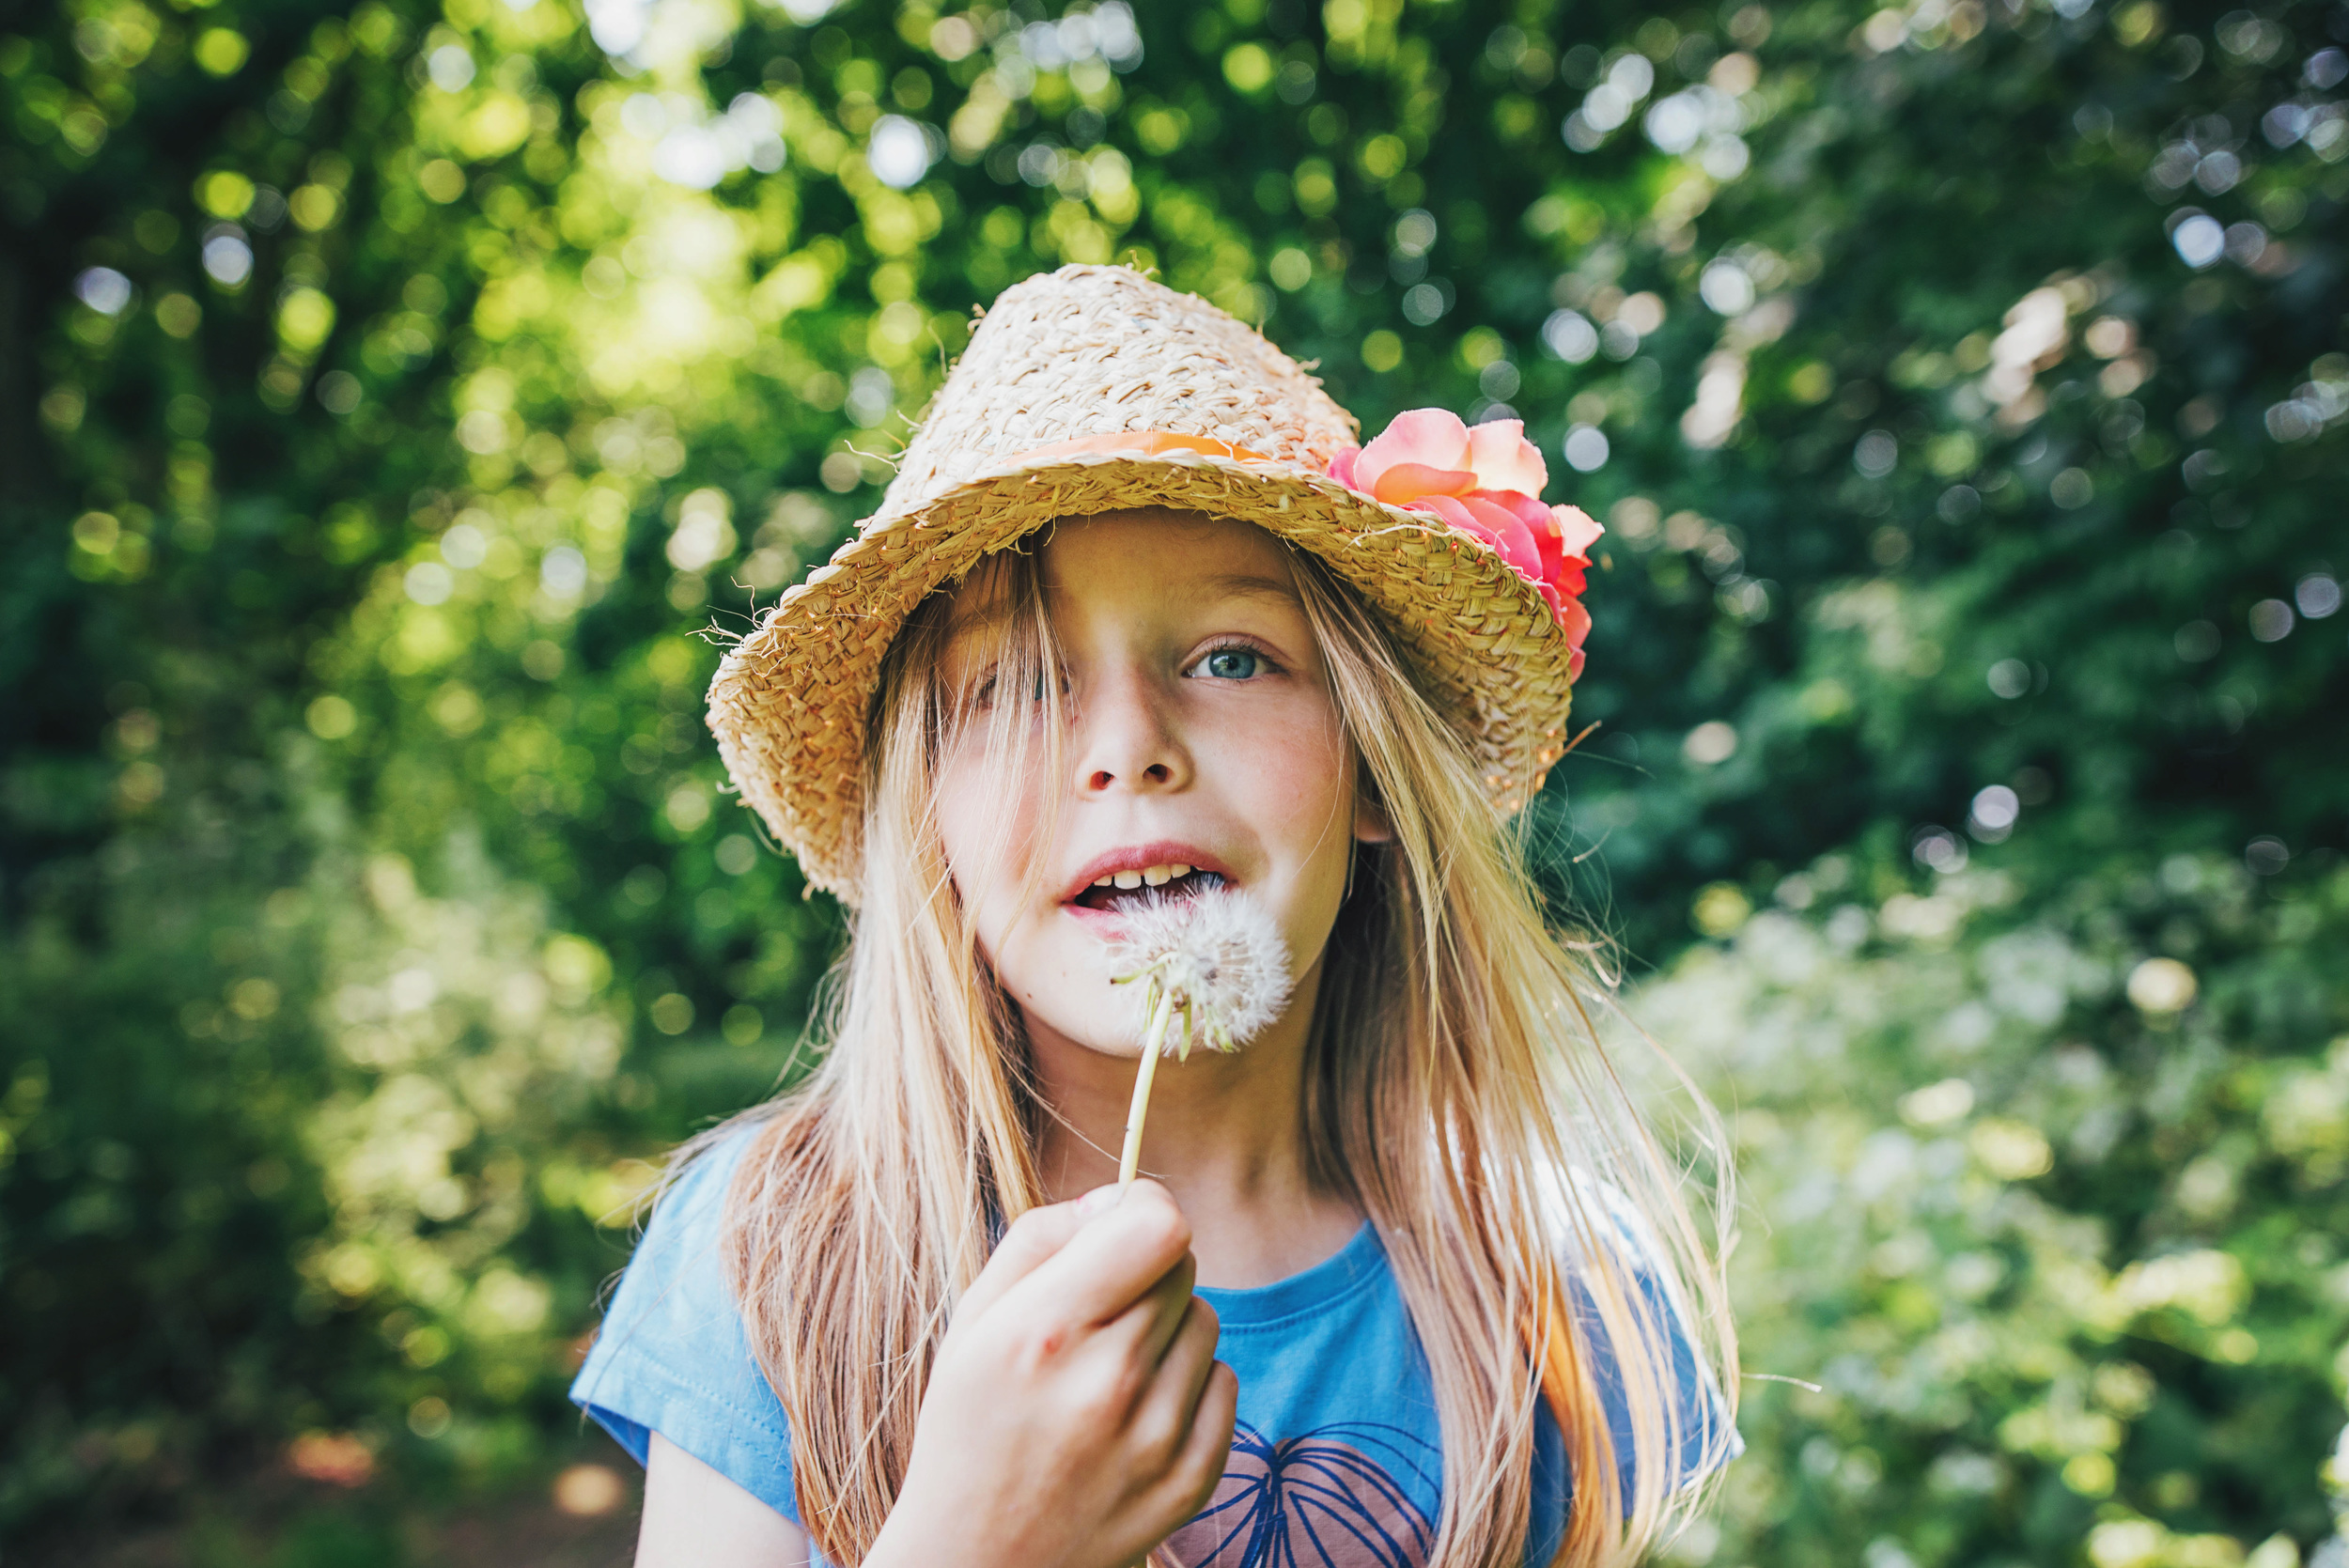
[1077,1185,1122,1218]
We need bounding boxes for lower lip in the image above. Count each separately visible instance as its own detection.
[1062,902,1126,933]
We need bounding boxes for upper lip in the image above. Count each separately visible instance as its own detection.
[1059,842,1234,903]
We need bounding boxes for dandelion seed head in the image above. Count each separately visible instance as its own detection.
[1106,889,1293,1056]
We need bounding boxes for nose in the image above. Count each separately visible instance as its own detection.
[1073,664,1191,797]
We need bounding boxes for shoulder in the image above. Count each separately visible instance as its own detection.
[593,1126,761,1353]
[569,1122,804,1525]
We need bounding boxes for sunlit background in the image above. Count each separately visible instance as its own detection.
[6,0,2347,1560]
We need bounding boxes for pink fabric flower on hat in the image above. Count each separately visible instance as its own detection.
[1326,410,1604,679]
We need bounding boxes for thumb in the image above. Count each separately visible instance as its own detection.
[953,1185,1125,1325]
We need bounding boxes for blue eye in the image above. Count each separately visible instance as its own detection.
[1193,646,1264,680]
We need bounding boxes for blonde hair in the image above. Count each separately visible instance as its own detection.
[709,520,1738,1567]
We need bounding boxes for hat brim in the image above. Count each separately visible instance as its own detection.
[707,446,1579,902]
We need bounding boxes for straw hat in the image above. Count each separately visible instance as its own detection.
[708,264,1582,902]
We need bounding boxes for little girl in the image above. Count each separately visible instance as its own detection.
[572,265,1740,1568]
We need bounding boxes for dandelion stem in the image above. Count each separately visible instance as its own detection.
[1117,985,1178,1187]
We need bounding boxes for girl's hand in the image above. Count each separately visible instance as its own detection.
[868,1179,1237,1568]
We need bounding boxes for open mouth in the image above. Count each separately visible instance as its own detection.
[1070,862,1229,913]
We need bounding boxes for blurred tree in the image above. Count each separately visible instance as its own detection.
[2,0,2343,1558]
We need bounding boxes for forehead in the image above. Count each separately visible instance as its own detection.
[948,509,1301,632]
[1042,507,1295,577]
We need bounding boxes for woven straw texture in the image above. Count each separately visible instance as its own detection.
[708,265,1579,902]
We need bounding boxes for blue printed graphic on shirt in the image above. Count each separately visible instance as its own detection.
[570,1131,1738,1568]
[1166,1419,1439,1567]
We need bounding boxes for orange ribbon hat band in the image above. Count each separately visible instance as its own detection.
[1011,430,1283,467]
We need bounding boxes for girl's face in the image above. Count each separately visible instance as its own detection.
[934,510,1379,1062]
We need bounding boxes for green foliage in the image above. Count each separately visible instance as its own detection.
[3,0,2343,1557]
[1628,851,2349,1566]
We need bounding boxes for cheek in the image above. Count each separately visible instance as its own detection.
[1219,710,1356,988]
[1228,706,1353,866]
[933,739,1047,950]
[931,746,988,875]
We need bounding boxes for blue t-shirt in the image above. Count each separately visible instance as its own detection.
[571,1131,1738,1567]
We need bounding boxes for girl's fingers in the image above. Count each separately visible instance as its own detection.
[953,1194,1099,1324]
[1004,1179,1193,1327]
[1126,1296,1222,1463]
[1108,1345,1234,1568]
[1157,1357,1239,1519]
[1099,1248,1199,1368]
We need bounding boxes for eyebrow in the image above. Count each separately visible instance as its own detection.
[947,570,1301,640]
[946,599,1018,637]
[1191,572,1304,609]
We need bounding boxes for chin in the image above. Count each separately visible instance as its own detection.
[985,931,1139,1060]
[1017,1000,1149,1061]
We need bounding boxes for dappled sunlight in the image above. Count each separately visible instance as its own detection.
[7,0,2343,1555]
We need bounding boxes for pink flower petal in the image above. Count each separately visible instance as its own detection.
[1408,498,1513,578]
[1357,408,1470,495]
[1465,419,1548,497]
[1556,594,1592,653]
[1371,462,1477,505]
[1530,516,1566,585]
[1408,495,1548,586]
[1359,411,1599,685]
[1472,489,1561,579]
[1551,504,1605,557]
[1455,495,1546,582]
[1406,494,1481,533]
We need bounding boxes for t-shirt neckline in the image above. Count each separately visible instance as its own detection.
[1191,1219,1384,1327]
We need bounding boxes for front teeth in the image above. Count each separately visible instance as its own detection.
[1091,862,1198,891]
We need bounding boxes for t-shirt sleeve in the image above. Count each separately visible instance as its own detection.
[1526,1183,1745,1562]
[568,1129,802,1526]
[1570,1190,1744,1504]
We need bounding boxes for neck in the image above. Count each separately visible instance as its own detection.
[1023,957,1364,1288]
